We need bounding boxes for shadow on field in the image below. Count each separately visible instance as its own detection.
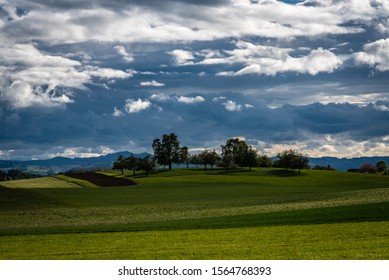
[4,202,388,236]
[140,201,389,232]
[66,172,136,187]
[264,170,307,177]
[0,185,64,210]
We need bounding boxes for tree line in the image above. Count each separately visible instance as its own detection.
[113,133,310,176]
[0,169,36,181]
[348,161,389,175]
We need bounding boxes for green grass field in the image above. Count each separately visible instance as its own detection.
[0,168,388,259]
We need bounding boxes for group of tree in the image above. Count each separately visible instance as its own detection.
[151,133,308,172]
[274,149,310,173]
[151,134,279,171]
[113,133,312,175]
[0,169,35,181]
[112,154,156,176]
[355,160,388,175]
[219,138,266,171]
[152,133,188,170]
[194,149,220,169]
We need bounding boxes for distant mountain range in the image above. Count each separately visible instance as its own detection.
[0,152,388,175]
[0,151,149,175]
[308,156,389,172]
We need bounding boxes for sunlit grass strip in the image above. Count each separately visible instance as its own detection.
[54,175,98,188]
[1,187,388,231]
[1,202,388,236]
[1,221,388,260]
[0,176,83,189]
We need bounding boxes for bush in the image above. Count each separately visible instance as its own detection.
[312,165,336,171]
[358,163,378,174]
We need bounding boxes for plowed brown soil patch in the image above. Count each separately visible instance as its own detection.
[66,172,136,187]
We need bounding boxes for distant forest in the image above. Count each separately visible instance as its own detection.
[0,169,37,181]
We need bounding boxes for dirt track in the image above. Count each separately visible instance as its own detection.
[66,172,136,187]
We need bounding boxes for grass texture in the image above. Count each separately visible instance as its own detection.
[0,168,388,259]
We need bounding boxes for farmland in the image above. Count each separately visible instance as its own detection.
[0,168,388,259]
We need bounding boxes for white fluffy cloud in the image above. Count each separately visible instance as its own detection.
[177,96,205,104]
[211,42,343,76]
[114,45,134,63]
[112,107,125,117]
[150,93,205,104]
[0,43,82,108]
[0,43,88,88]
[124,98,151,113]
[1,0,389,161]
[49,146,115,159]
[0,0,381,111]
[83,66,133,79]
[2,0,386,46]
[354,38,389,71]
[259,135,389,159]
[223,100,242,112]
[140,80,165,87]
[170,41,343,76]
[0,43,132,108]
[168,49,195,65]
[150,93,173,102]
[1,80,74,108]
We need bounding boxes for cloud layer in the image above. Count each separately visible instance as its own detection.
[1,0,389,159]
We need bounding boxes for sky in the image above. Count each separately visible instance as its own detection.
[1,0,389,160]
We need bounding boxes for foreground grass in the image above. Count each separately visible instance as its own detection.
[1,168,388,259]
[1,201,388,236]
[1,222,388,260]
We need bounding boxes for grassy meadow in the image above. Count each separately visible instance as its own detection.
[0,168,388,259]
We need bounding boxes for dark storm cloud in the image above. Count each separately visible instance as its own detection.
[282,102,389,139]
[1,0,389,159]
[1,88,389,159]
[112,92,389,145]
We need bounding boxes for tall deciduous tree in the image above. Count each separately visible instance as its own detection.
[137,155,156,176]
[190,154,201,168]
[221,138,250,170]
[112,154,127,174]
[179,146,191,168]
[277,149,309,173]
[243,145,258,171]
[198,149,220,169]
[376,160,388,175]
[152,133,181,170]
[258,154,273,167]
[126,154,139,176]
